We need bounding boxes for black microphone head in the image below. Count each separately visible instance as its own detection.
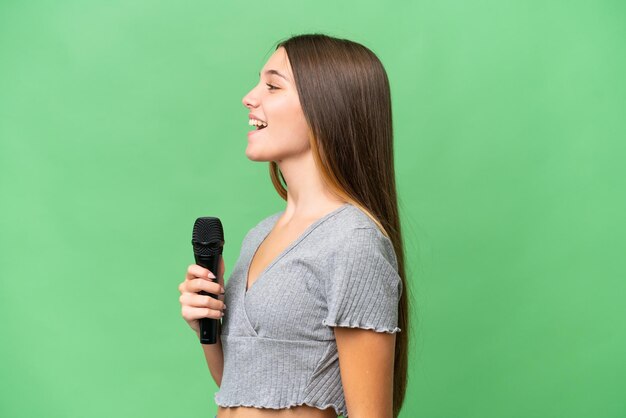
[192,217,224,257]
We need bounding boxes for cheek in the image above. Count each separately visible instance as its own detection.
[262,96,310,150]
[271,101,308,134]
[269,118,310,155]
[274,119,310,151]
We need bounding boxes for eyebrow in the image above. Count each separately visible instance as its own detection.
[259,69,290,82]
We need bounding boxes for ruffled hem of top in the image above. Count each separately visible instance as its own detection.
[215,400,346,417]
[322,319,401,334]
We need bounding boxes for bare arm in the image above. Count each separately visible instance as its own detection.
[180,261,227,387]
[334,327,396,418]
[197,323,224,387]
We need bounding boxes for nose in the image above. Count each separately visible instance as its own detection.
[242,85,260,109]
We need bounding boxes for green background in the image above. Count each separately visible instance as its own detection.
[1,1,624,417]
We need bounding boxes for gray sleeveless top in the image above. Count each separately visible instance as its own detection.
[214,203,403,416]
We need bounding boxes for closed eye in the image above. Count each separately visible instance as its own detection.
[266,83,278,91]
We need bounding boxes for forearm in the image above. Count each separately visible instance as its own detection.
[197,322,224,387]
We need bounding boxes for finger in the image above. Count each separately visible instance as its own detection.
[186,264,217,281]
[179,278,223,295]
[217,256,226,287]
[186,278,224,295]
[179,293,226,310]
[218,255,226,278]
[181,305,224,321]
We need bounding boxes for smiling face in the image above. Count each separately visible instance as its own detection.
[242,47,311,162]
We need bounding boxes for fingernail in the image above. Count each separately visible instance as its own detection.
[220,287,225,293]
[208,272,216,279]
[223,304,227,309]
[221,311,225,317]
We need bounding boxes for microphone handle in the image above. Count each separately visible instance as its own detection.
[194,253,221,344]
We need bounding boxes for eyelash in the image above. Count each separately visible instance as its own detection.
[266,83,278,91]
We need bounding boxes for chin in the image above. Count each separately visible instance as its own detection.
[246,142,298,163]
[245,148,271,162]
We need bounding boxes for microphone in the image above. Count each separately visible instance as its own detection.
[191,216,225,344]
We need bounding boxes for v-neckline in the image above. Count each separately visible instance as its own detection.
[244,203,351,297]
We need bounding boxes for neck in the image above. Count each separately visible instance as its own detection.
[276,152,345,221]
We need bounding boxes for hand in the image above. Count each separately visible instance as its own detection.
[178,256,226,336]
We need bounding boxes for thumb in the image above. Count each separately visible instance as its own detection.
[217,254,226,287]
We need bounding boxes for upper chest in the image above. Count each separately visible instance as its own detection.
[228,223,335,340]
[246,220,317,292]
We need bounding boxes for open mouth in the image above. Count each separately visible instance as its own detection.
[249,118,268,132]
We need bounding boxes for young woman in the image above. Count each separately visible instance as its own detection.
[179,33,410,418]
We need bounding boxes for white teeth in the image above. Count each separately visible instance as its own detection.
[249,118,268,127]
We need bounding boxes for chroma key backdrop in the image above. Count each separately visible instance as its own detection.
[0,1,624,417]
